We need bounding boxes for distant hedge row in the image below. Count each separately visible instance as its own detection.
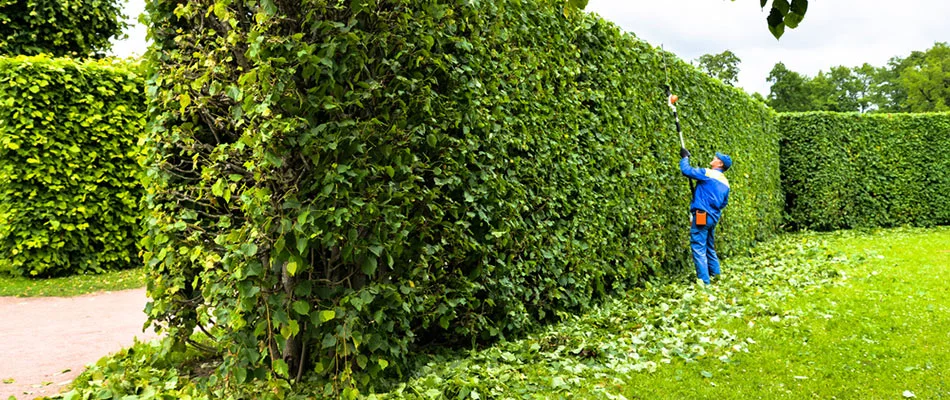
[779,112,950,230]
[0,55,144,277]
[141,0,781,392]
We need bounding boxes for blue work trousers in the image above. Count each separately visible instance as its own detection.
[690,218,720,284]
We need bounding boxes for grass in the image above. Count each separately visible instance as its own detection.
[379,227,950,399]
[617,227,950,399]
[0,268,146,297]
[50,227,950,400]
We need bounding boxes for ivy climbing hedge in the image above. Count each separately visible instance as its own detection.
[780,112,950,230]
[142,0,781,394]
[0,55,145,277]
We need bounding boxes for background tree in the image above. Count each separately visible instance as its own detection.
[900,42,950,112]
[854,63,894,113]
[696,50,741,86]
[871,51,927,112]
[809,66,872,112]
[767,42,950,113]
[0,0,128,57]
[766,62,812,112]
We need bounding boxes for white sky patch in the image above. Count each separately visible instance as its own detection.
[585,0,950,96]
[110,0,147,59]
[110,0,950,96]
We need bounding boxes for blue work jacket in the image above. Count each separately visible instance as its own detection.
[679,157,730,225]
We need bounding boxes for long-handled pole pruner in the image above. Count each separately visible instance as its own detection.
[661,47,696,196]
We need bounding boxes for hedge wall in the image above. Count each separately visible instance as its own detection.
[780,112,950,230]
[0,56,145,277]
[142,0,781,392]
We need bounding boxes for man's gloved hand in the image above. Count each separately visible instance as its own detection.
[680,147,691,158]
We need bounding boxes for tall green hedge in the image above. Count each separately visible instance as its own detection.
[142,0,781,392]
[0,55,145,277]
[780,112,950,230]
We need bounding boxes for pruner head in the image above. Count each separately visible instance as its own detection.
[666,93,679,110]
[661,85,678,109]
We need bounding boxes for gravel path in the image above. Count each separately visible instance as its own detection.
[0,288,156,399]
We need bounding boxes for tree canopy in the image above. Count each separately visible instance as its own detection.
[0,0,128,57]
[696,50,741,86]
[901,42,950,112]
[767,43,950,113]
[766,62,812,112]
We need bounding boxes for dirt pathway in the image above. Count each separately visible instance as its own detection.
[0,288,156,399]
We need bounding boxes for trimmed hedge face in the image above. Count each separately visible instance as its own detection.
[0,56,145,277]
[142,0,781,390]
[780,112,950,230]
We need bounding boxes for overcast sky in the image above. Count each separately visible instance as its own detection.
[584,0,950,95]
[109,0,146,60]
[110,0,949,96]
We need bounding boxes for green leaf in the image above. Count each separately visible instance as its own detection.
[240,243,258,257]
[772,0,789,14]
[296,236,308,255]
[567,0,588,10]
[212,2,228,20]
[179,93,191,108]
[361,256,378,275]
[318,310,335,322]
[226,85,242,101]
[211,179,225,197]
[286,260,299,276]
[701,370,713,378]
[273,359,289,377]
[767,8,785,39]
[350,296,364,312]
[234,367,247,383]
[292,300,310,315]
[322,335,338,350]
[790,0,808,16]
[784,11,804,29]
[261,0,277,16]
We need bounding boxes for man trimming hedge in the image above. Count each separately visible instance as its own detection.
[679,148,732,284]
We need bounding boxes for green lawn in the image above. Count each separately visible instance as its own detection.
[51,227,950,400]
[0,268,145,297]
[380,227,950,399]
[618,227,950,399]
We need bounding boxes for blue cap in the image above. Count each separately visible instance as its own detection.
[715,152,732,171]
